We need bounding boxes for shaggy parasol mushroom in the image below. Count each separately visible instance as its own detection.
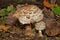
[13,4,46,37]
[35,21,46,37]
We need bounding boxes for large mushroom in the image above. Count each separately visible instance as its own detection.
[13,4,46,37]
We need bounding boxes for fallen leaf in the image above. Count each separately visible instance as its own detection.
[43,0,54,8]
[0,25,10,31]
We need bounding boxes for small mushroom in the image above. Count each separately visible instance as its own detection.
[35,21,46,37]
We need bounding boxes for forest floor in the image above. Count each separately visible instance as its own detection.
[0,2,60,40]
[0,26,60,40]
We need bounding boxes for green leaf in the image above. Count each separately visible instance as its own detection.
[52,7,60,16]
[3,16,8,19]
[0,12,4,16]
[6,6,12,12]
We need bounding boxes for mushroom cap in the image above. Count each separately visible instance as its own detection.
[13,5,43,24]
[35,21,46,31]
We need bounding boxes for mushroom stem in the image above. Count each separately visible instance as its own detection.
[25,24,34,36]
[39,30,43,37]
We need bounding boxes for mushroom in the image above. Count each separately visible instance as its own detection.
[25,24,35,36]
[13,4,46,37]
[35,21,46,37]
